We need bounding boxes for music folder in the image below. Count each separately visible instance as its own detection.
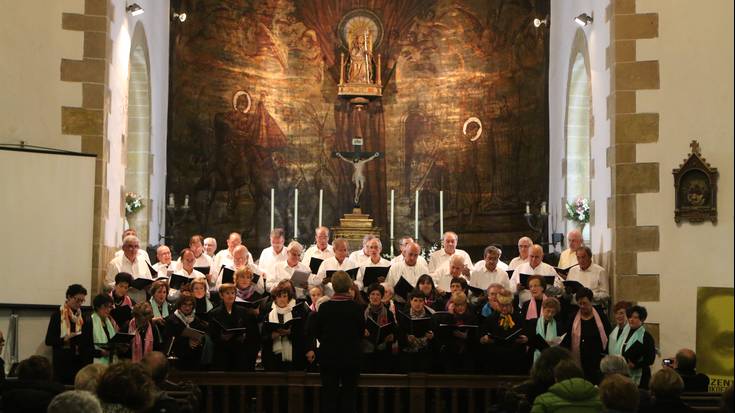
[169,273,191,290]
[506,269,514,279]
[362,266,390,287]
[393,276,414,300]
[309,257,324,275]
[555,264,578,277]
[221,266,235,284]
[130,276,168,291]
[543,275,557,287]
[467,284,486,297]
[181,326,206,340]
[563,280,585,294]
[234,295,269,309]
[290,270,310,289]
[194,266,210,275]
[325,267,359,281]
[366,317,394,344]
[397,311,432,337]
[212,318,248,335]
[103,332,135,348]
[265,316,302,331]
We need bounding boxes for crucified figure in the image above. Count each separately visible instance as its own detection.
[335,151,381,206]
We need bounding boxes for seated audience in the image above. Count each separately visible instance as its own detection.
[96,361,155,413]
[74,363,107,392]
[47,390,103,413]
[648,368,696,412]
[621,305,656,389]
[262,281,309,371]
[479,289,528,374]
[600,355,653,411]
[599,373,640,413]
[531,359,603,412]
[673,348,711,392]
[165,295,208,371]
[45,283,88,384]
[142,351,199,413]
[1,355,65,413]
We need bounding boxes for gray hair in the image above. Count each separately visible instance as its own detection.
[484,245,502,257]
[48,390,103,413]
[122,235,140,247]
[362,234,376,246]
[600,355,630,377]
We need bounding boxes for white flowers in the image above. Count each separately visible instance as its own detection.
[565,197,590,224]
[125,192,144,216]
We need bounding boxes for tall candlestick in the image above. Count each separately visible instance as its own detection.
[318,189,323,227]
[270,188,275,231]
[168,193,174,207]
[439,190,444,236]
[525,201,531,214]
[540,201,547,215]
[183,194,189,207]
[390,189,395,256]
[415,190,419,240]
[294,188,299,239]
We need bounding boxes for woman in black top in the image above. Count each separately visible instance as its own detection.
[164,295,208,371]
[207,283,260,371]
[190,278,213,322]
[622,305,656,389]
[360,283,397,373]
[261,281,309,371]
[44,284,87,384]
[479,289,529,374]
[415,274,447,312]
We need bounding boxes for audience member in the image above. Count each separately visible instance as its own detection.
[648,368,696,412]
[599,373,640,413]
[96,361,155,413]
[531,359,602,412]
[674,348,711,392]
[48,390,103,413]
[74,363,107,392]
[1,355,65,413]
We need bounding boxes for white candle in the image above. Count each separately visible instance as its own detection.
[439,190,444,236]
[168,193,174,207]
[318,189,323,227]
[183,194,189,207]
[525,201,530,214]
[541,201,547,214]
[294,188,299,239]
[415,190,419,240]
[270,188,275,231]
[390,189,395,256]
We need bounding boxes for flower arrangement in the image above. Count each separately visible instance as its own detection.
[565,197,590,224]
[125,192,144,216]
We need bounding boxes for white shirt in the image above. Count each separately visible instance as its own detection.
[105,255,152,303]
[315,257,358,296]
[432,262,469,291]
[427,248,473,273]
[567,263,609,303]
[114,248,150,263]
[176,253,213,270]
[212,248,256,275]
[269,260,312,296]
[258,246,288,276]
[508,256,529,270]
[497,260,510,271]
[152,262,176,279]
[355,257,391,290]
[348,249,371,267]
[511,262,559,303]
[383,259,430,290]
[391,254,428,268]
[558,249,579,269]
[470,261,510,291]
[301,244,334,270]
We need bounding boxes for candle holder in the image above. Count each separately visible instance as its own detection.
[160,193,190,251]
[524,201,549,245]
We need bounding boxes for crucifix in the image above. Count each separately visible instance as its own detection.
[333,136,383,207]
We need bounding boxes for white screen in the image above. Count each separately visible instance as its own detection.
[0,148,95,306]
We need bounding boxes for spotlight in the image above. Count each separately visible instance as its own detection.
[173,12,187,22]
[126,3,144,16]
[533,17,548,28]
[574,13,593,27]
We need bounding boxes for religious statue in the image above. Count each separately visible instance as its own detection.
[347,31,373,84]
[335,151,381,206]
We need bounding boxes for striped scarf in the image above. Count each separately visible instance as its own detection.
[59,304,83,338]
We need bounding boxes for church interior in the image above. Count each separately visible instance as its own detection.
[0,0,732,411]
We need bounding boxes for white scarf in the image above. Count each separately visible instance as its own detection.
[269,299,296,362]
[608,323,630,356]
[174,309,195,326]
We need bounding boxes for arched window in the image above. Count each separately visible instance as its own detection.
[564,29,592,240]
[125,24,152,244]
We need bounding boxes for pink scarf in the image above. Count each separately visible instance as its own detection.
[525,295,547,320]
[571,308,608,364]
[128,318,153,362]
[109,291,133,308]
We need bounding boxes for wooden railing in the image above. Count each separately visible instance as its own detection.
[168,371,528,413]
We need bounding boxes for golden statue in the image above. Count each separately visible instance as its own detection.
[347,31,372,84]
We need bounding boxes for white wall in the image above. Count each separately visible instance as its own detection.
[548,1,612,255]
[104,0,169,249]
[634,0,734,358]
[0,0,83,150]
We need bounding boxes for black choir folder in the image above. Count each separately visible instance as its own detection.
[234,296,269,309]
[290,270,310,289]
[487,327,523,343]
[362,266,390,287]
[555,264,578,277]
[265,317,302,331]
[194,266,210,275]
[212,318,248,335]
[325,267,359,282]
[169,273,191,290]
[397,311,433,337]
[130,276,168,291]
[563,280,585,294]
[393,276,414,300]
[99,332,135,349]
[309,257,324,275]
[519,274,556,288]
[221,266,261,285]
[467,285,486,297]
[110,306,132,322]
[366,317,394,344]
[180,327,206,340]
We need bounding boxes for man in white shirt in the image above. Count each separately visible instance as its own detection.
[152,245,176,278]
[427,231,473,273]
[433,254,470,292]
[558,229,583,269]
[391,236,429,267]
[203,237,217,258]
[114,228,150,263]
[302,226,334,269]
[258,227,288,275]
[184,235,214,269]
[566,246,609,306]
[511,244,558,304]
[384,242,430,291]
[470,245,510,291]
[355,238,391,290]
[214,245,264,291]
[270,241,312,297]
[348,234,374,267]
[168,248,207,303]
[508,236,533,270]
[105,235,152,302]
[315,238,357,296]
[213,232,245,272]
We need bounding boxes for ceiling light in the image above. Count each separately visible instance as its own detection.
[126,3,144,16]
[574,13,593,27]
[533,17,548,28]
[173,12,187,22]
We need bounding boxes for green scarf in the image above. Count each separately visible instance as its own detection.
[150,297,169,318]
[534,316,557,363]
[624,326,646,385]
[91,312,117,365]
[608,323,630,356]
